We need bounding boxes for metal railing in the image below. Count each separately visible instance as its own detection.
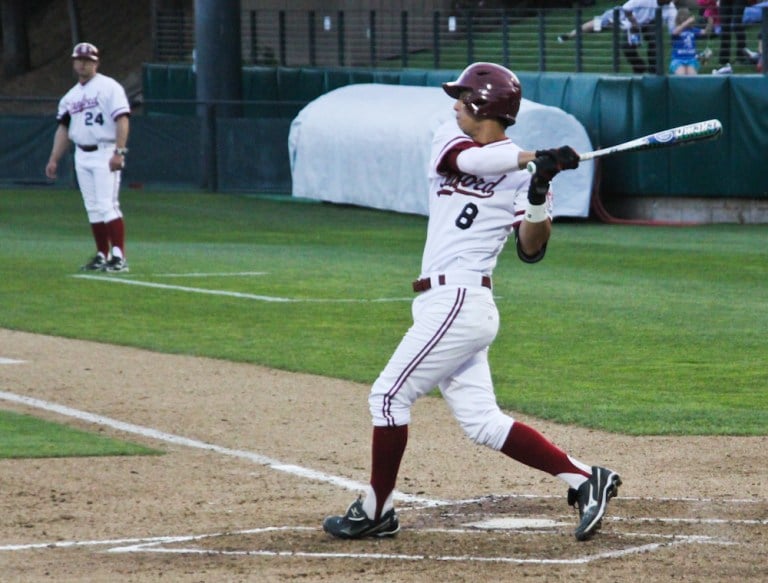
[152,6,768,76]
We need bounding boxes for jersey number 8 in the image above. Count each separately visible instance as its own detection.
[455,202,479,230]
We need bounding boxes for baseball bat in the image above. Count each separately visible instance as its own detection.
[526,118,722,174]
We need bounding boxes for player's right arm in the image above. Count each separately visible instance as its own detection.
[438,140,534,176]
[45,123,71,179]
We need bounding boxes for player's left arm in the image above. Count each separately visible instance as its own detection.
[109,113,130,172]
[515,146,580,262]
[516,210,552,262]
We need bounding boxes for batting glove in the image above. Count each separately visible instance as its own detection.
[527,146,580,205]
[534,146,580,179]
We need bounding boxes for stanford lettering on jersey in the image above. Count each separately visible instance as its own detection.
[437,171,505,198]
[70,97,99,115]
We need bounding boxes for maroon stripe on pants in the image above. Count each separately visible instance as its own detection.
[381,288,466,426]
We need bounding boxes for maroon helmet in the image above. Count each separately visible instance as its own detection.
[71,42,99,61]
[443,62,522,126]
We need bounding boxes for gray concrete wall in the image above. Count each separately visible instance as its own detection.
[605,198,768,225]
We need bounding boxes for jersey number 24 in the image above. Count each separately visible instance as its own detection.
[84,112,104,126]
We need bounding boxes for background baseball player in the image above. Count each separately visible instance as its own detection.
[557,4,632,43]
[45,42,131,272]
[323,62,621,543]
[622,0,677,74]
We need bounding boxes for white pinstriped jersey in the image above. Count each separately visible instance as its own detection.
[421,119,547,277]
[56,73,130,145]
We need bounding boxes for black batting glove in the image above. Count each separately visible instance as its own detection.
[528,174,549,205]
[533,146,580,180]
[527,151,557,205]
[531,151,559,184]
[527,146,579,205]
[552,145,580,169]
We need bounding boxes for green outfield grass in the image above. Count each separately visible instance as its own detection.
[1,188,766,437]
[0,410,162,458]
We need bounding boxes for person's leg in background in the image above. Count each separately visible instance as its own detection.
[623,31,648,73]
[718,0,750,66]
[642,23,659,73]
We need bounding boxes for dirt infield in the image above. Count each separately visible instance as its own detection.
[1,329,766,581]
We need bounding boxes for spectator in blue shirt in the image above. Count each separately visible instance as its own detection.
[669,7,712,75]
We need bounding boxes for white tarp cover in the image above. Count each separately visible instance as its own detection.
[289,84,593,218]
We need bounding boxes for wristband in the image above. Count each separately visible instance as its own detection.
[525,201,548,223]
[114,147,129,156]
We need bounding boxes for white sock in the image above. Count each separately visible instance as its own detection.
[558,456,593,489]
[558,472,590,490]
[362,485,395,519]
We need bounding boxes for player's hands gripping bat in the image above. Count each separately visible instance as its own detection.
[527,146,580,204]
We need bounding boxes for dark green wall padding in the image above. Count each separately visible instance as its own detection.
[141,64,767,198]
[3,65,761,196]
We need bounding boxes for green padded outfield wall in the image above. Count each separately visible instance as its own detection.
[139,66,768,197]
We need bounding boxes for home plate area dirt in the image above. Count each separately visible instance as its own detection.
[0,329,766,581]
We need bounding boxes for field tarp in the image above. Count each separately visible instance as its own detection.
[288,84,594,218]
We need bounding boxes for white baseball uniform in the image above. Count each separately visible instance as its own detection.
[594,7,631,31]
[368,119,553,450]
[622,0,677,30]
[56,72,130,223]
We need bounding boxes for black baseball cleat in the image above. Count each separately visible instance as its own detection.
[569,466,622,541]
[104,256,129,273]
[80,253,107,271]
[322,496,400,539]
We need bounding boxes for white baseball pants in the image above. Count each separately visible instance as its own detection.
[369,285,514,451]
[75,146,122,223]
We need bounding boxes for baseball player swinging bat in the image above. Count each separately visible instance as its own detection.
[526,118,722,174]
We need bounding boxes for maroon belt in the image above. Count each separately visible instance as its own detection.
[412,275,492,293]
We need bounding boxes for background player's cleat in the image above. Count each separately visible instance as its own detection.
[556,34,569,43]
[571,466,621,541]
[104,256,129,273]
[322,496,400,539]
[80,253,107,271]
[712,63,733,75]
[741,48,760,65]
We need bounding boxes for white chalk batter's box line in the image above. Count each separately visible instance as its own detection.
[0,389,760,564]
[0,526,736,564]
[0,390,762,510]
[72,273,412,303]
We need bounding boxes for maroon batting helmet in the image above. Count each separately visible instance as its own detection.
[71,42,99,61]
[443,62,522,126]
